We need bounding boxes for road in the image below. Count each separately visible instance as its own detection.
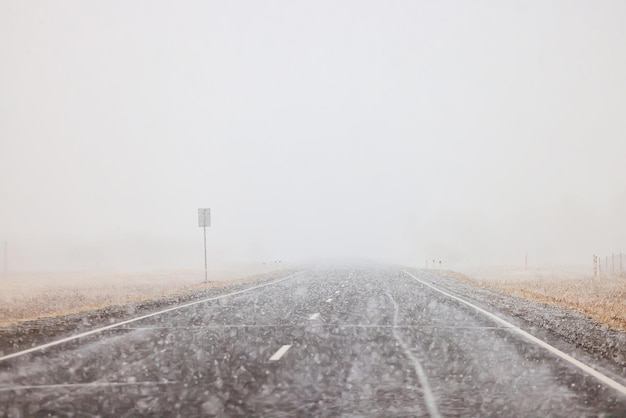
[1,265,626,417]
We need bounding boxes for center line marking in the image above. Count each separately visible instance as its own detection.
[308,313,320,320]
[269,345,292,361]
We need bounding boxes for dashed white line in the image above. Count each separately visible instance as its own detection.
[326,298,332,303]
[0,271,306,363]
[308,313,320,320]
[269,345,292,361]
[401,270,626,398]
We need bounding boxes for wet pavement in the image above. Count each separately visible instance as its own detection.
[1,265,626,417]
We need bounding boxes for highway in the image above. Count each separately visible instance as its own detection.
[1,265,626,417]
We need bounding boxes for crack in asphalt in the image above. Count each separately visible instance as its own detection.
[386,289,442,418]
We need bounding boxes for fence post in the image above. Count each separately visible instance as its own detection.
[612,254,615,275]
[525,253,528,270]
[2,241,6,275]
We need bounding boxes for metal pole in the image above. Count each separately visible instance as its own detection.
[203,226,208,282]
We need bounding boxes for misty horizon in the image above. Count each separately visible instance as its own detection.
[2,1,625,272]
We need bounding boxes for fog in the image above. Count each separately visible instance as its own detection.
[1,1,625,272]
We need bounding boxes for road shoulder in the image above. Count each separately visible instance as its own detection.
[407,268,626,371]
[0,270,298,358]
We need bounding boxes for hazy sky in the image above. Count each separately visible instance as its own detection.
[1,1,626,271]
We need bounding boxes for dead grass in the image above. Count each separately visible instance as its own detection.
[0,264,281,327]
[442,268,626,331]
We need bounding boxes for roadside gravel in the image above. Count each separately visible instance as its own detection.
[0,270,299,358]
[411,268,626,371]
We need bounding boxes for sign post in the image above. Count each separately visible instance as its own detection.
[198,208,211,282]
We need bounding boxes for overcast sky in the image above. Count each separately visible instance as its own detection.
[1,1,625,271]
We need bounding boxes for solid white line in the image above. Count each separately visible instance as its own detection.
[401,270,626,398]
[386,290,441,418]
[0,271,306,363]
[269,344,292,361]
[308,313,320,320]
[0,381,177,392]
[121,324,299,330]
[120,324,510,330]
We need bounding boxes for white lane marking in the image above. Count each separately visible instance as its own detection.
[0,271,306,363]
[269,344,292,361]
[334,290,340,294]
[0,381,177,392]
[308,313,320,320]
[119,324,509,330]
[401,270,626,398]
[326,298,332,303]
[386,290,441,418]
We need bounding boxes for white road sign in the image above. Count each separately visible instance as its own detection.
[198,208,211,227]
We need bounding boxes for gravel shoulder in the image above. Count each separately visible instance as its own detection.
[0,269,299,358]
[413,268,626,372]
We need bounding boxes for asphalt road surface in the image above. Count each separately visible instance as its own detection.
[1,265,626,417]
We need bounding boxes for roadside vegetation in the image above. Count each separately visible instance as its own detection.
[0,265,273,327]
[445,268,626,331]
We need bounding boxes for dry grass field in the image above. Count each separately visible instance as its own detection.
[449,267,626,331]
[0,264,280,327]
